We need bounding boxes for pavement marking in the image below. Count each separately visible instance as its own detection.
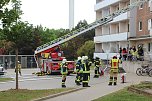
[0,75,63,84]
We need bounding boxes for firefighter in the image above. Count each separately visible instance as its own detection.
[82,56,92,87]
[61,59,68,88]
[108,56,120,86]
[94,57,101,78]
[15,61,22,76]
[75,56,83,85]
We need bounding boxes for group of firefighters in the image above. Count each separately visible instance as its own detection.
[60,55,122,88]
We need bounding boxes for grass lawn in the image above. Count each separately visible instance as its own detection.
[0,88,73,101]
[93,88,152,101]
[0,78,14,82]
[94,82,152,101]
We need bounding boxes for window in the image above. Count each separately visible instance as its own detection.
[139,21,142,31]
[149,0,152,7]
[148,19,152,30]
[117,6,119,11]
[128,23,130,32]
[139,4,143,9]
[149,1,152,12]
[148,43,152,52]
[148,43,150,52]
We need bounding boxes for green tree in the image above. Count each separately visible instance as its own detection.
[1,0,30,89]
[61,20,95,60]
[3,21,34,89]
[77,40,95,60]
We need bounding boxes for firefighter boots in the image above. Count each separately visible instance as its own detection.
[62,85,66,88]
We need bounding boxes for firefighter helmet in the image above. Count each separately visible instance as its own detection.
[62,59,67,63]
[81,56,85,61]
[84,56,88,60]
[113,56,117,59]
[77,56,81,61]
[138,45,141,48]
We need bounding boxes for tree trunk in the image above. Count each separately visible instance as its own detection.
[15,48,19,89]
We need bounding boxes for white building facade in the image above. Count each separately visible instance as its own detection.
[94,0,131,59]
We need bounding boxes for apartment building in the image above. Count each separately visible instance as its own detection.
[129,1,152,55]
[94,0,130,59]
[94,0,152,59]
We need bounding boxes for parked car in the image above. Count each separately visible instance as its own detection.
[0,64,5,75]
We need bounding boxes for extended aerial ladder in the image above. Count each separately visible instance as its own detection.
[34,0,148,68]
[35,0,148,55]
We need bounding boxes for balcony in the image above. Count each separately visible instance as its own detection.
[95,0,120,11]
[94,52,119,60]
[94,32,128,43]
[109,12,128,24]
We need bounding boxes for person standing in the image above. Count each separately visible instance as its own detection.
[119,47,122,59]
[61,59,68,88]
[137,45,144,60]
[82,56,91,87]
[108,56,120,86]
[4,59,8,70]
[15,61,22,76]
[93,57,101,78]
[75,56,83,85]
[122,48,127,61]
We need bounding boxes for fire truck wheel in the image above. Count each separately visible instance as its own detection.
[47,69,52,75]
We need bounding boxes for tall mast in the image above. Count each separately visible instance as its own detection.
[69,0,74,30]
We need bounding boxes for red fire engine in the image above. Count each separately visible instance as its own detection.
[35,45,75,75]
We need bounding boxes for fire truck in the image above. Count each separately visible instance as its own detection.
[34,0,148,74]
[35,45,75,74]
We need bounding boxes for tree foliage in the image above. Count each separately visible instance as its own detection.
[77,40,95,60]
[0,0,25,89]
[1,0,22,28]
[0,0,23,54]
[3,21,33,47]
[61,20,95,60]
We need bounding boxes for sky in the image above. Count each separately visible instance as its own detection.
[21,0,96,29]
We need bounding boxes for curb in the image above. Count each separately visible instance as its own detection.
[32,87,86,101]
[128,87,152,97]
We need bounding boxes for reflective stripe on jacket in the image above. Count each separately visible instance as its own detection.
[82,60,91,74]
[110,59,119,73]
[61,63,68,75]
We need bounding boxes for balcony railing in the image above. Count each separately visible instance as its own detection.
[95,0,120,11]
[94,52,120,60]
[94,32,128,43]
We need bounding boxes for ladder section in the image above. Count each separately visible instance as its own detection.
[35,0,148,54]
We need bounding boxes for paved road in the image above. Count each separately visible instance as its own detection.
[1,66,152,101]
[0,68,109,91]
[44,73,152,101]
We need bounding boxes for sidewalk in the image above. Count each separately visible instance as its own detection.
[44,73,152,101]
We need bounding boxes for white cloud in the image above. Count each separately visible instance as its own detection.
[21,0,95,29]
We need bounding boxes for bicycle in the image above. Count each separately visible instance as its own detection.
[136,64,152,77]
